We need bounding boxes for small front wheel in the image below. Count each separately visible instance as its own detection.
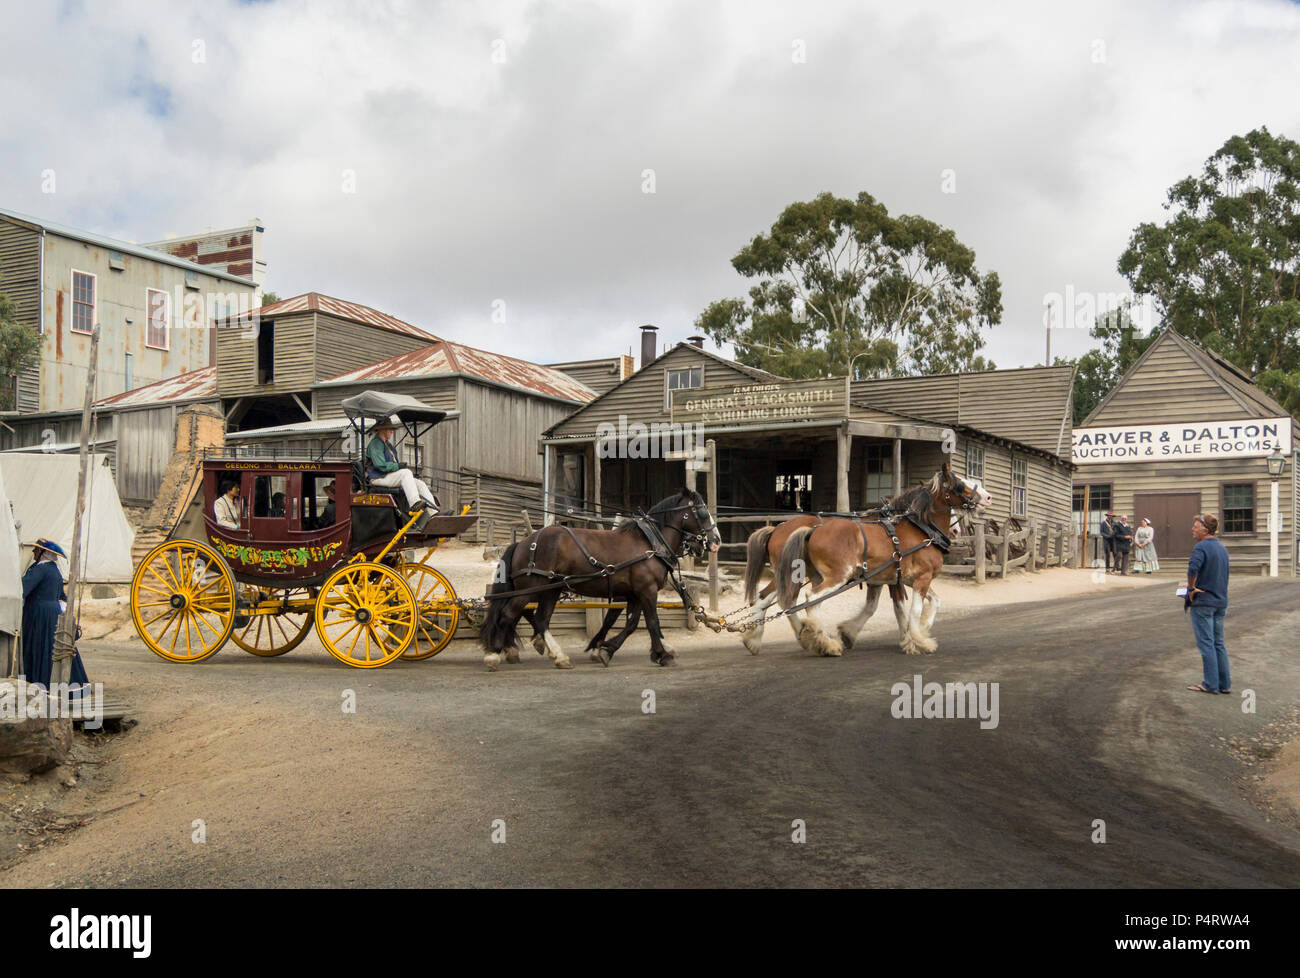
[315,562,416,668]
[399,564,460,660]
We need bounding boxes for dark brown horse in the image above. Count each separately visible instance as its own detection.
[769,463,989,656]
[479,488,720,670]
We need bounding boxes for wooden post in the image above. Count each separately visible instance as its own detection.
[892,437,903,500]
[998,529,1009,578]
[1027,517,1039,573]
[974,520,986,585]
[706,438,719,613]
[541,443,555,527]
[836,426,850,513]
[475,473,482,542]
[591,441,602,519]
[52,325,99,690]
[1055,524,1064,568]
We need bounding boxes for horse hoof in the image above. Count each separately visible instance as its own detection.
[554,658,574,670]
[742,637,761,655]
[504,648,521,664]
[838,631,855,651]
[589,649,604,662]
[484,653,501,672]
[531,635,547,655]
[597,648,611,667]
[658,653,677,667]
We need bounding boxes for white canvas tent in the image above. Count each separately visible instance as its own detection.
[0,462,23,635]
[0,454,136,583]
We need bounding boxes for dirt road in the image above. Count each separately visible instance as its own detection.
[4,576,1299,887]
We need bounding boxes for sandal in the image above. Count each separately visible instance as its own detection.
[1186,683,1215,693]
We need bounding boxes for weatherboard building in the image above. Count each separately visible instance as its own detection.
[1072,328,1299,573]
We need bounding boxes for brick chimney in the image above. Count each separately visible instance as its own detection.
[640,325,658,370]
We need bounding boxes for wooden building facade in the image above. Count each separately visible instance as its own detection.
[1073,329,1300,572]
[541,344,1076,551]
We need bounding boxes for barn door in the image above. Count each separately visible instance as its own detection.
[1133,492,1200,560]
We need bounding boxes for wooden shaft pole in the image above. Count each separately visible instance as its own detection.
[52,325,99,688]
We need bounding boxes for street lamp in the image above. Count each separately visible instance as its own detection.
[1267,448,1287,578]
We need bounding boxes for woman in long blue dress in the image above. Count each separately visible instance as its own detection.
[22,539,90,690]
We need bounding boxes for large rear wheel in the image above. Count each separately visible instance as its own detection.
[315,562,416,668]
[398,564,459,660]
[130,540,236,663]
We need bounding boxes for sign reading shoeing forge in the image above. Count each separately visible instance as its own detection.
[671,378,849,427]
[1072,417,1293,464]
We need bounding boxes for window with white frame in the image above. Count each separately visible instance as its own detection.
[966,441,985,482]
[71,270,95,334]
[146,288,170,350]
[1011,456,1028,517]
[665,365,703,408]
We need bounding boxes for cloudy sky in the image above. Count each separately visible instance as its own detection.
[3,0,1299,369]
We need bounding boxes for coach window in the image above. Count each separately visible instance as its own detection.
[966,441,985,482]
[1011,456,1028,518]
[1221,483,1255,534]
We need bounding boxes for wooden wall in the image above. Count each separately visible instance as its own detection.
[0,219,42,411]
[548,346,762,438]
[312,313,432,382]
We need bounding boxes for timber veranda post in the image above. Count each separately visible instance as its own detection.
[52,324,100,691]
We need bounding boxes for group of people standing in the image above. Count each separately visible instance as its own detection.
[1099,512,1160,574]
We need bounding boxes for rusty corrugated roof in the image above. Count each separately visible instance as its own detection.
[95,366,218,409]
[244,292,434,340]
[321,340,596,403]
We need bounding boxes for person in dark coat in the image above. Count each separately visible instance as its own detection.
[21,539,90,691]
[1114,515,1135,575]
[1099,512,1116,572]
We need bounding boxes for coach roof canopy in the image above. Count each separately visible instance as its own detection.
[340,390,450,426]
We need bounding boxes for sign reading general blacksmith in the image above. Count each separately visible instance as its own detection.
[672,378,848,426]
[1072,417,1292,464]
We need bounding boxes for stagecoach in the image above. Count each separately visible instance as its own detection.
[129,392,477,668]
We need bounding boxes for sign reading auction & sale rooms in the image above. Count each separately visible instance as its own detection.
[1072,417,1292,464]
[671,378,849,426]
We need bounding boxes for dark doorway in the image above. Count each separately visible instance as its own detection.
[1134,491,1201,561]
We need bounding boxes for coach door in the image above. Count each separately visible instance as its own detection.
[1134,491,1201,560]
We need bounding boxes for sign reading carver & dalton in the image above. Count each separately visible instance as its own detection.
[671,377,849,426]
[1072,417,1292,464]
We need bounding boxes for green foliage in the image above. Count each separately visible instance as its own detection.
[0,275,42,411]
[696,191,1001,378]
[1118,126,1300,412]
[260,290,281,305]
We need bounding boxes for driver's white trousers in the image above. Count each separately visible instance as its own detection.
[371,469,438,509]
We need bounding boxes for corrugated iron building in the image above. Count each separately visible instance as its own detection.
[0,205,257,414]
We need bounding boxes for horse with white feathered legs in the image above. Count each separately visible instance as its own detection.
[743,463,989,657]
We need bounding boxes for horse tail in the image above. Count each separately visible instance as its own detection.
[479,542,521,653]
[775,526,819,607]
[743,525,776,604]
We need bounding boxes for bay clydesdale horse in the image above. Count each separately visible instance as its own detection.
[742,463,989,656]
[479,489,721,671]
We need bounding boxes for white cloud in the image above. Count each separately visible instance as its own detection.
[2,0,1299,368]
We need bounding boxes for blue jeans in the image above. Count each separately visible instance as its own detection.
[1190,605,1230,691]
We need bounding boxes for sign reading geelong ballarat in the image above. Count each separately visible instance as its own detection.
[1072,417,1292,464]
[671,378,849,427]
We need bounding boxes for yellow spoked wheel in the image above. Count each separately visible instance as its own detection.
[399,564,460,660]
[130,539,236,663]
[315,562,416,668]
[230,587,315,657]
